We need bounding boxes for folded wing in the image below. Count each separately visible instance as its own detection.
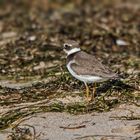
[71,51,117,79]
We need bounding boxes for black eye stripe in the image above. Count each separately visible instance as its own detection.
[64,44,69,47]
[64,44,71,49]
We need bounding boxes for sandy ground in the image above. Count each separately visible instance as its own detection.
[0,104,140,140]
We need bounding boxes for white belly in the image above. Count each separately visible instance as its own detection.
[67,61,105,83]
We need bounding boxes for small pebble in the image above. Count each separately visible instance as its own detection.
[116,39,128,46]
[28,35,36,41]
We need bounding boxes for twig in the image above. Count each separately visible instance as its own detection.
[60,125,86,129]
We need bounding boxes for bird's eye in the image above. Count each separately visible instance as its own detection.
[64,44,69,48]
[64,44,71,49]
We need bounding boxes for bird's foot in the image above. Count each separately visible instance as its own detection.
[86,96,95,103]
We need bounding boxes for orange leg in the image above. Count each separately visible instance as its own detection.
[92,83,96,100]
[84,82,90,101]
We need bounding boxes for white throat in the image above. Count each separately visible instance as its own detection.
[66,48,81,56]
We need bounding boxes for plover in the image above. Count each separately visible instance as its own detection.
[63,40,118,101]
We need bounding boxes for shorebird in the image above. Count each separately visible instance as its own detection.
[63,40,118,101]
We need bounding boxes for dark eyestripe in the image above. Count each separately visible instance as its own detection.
[63,44,72,50]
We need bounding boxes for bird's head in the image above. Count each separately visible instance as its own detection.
[63,40,81,56]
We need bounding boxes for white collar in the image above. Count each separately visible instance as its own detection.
[67,48,81,56]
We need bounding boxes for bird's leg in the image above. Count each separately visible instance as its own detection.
[84,82,90,101]
[92,83,96,100]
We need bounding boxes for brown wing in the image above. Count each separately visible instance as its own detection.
[71,51,117,78]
